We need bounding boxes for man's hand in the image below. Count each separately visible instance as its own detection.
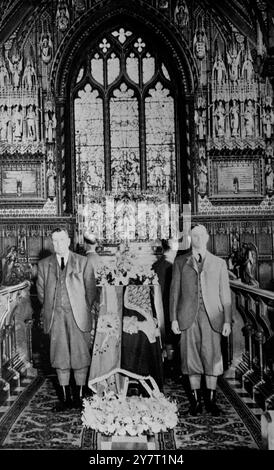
[222,322,231,337]
[171,320,181,335]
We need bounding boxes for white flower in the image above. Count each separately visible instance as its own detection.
[82,393,178,436]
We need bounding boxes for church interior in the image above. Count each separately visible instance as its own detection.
[0,0,274,455]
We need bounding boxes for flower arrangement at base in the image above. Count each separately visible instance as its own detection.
[82,391,178,436]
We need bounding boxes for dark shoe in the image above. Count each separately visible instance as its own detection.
[52,400,72,412]
[72,385,84,409]
[189,389,203,416]
[82,385,94,399]
[204,389,221,417]
[52,385,72,412]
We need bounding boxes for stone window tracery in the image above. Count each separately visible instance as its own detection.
[72,27,177,194]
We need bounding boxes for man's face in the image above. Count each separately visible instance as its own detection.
[191,227,208,251]
[52,230,70,257]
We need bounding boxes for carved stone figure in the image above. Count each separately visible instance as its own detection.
[198,146,206,159]
[244,100,255,137]
[242,49,254,82]
[195,109,206,140]
[212,51,227,84]
[230,100,239,137]
[46,160,56,199]
[0,58,9,89]
[12,105,23,141]
[266,144,274,159]
[22,59,37,91]
[214,100,226,137]
[158,0,169,8]
[240,243,259,287]
[265,159,274,192]
[73,0,86,12]
[227,45,241,82]
[227,250,241,280]
[45,110,57,142]
[263,109,274,139]
[56,1,70,31]
[0,106,11,141]
[174,0,189,29]
[40,33,53,64]
[198,158,207,195]
[26,105,37,140]
[7,53,23,88]
[193,28,208,60]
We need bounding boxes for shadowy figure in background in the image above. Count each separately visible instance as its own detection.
[152,240,173,339]
[152,239,181,378]
[84,232,101,275]
[84,231,102,349]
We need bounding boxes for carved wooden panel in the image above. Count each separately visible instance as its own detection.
[258,233,273,255]
[258,262,274,291]
[214,233,229,256]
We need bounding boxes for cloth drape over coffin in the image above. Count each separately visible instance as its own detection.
[88,284,164,395]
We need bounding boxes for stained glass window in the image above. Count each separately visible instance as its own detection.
[110,83,140,191]
[74,84,105,190]
[145,82,176,192]
[73,27,177,194]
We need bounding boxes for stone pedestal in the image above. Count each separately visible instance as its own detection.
[99,433,157,450]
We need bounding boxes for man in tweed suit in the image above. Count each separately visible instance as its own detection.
[37,227,97,411]
[170,224,232,416]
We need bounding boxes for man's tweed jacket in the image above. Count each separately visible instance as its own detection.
[169,251,232,333]
[37,251,96,334]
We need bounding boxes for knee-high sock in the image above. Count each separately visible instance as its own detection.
[73,367,89,386]
[56,368,70,386]
[205,375,217,390]
[189,374,201,390]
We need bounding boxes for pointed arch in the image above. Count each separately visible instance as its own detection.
[51,0,198,215]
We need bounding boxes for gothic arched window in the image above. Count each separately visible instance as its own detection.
[72,26,177,194]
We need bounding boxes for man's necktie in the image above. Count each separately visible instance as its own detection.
[61,257,65,270]
[198,253,202,263]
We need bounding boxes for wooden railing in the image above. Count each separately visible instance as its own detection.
[0,281,35,399]
[230,280,274,410]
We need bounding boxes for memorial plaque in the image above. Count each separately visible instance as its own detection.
[209,156,264,204]
[217,162,254,193]
[0,157,46,205]
[2,170,37,196]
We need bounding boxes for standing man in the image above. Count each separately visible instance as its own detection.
[36,227,97,411]
[170,224,232,416]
